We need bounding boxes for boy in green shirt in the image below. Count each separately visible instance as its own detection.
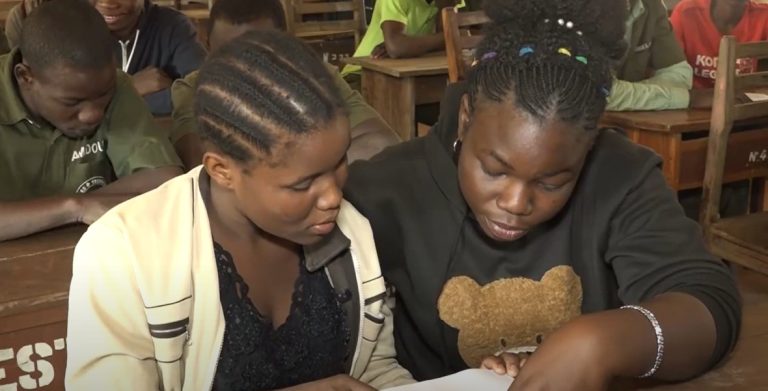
[340,0,462,84]
[171,0,400,169]
[609,0,711,110]
[0,0,182,241]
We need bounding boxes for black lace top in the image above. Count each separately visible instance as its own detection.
[212,242,351,391]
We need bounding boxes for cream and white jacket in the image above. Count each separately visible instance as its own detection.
[65,167,414,390]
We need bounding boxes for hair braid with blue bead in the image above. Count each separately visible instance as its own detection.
[468,0,628,131]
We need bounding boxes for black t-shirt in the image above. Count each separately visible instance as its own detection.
[344,82,741,380]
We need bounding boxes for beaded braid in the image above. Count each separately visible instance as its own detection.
[467,0,628,131]
[195,30,345,163]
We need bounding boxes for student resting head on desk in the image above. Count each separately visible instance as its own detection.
[65,30,414,391]
[170,0,400,170]
[340,0,463,88]
[608,0,711,111]
[0,0,182,242]
[4,0,207,116]
[670,0,768,88]
[344,0,742,388]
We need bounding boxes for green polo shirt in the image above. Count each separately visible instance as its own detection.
[340,0,443,77]
[170,65,384,143]
[0,49,181,201]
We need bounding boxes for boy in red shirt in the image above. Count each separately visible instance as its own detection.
[671,0,768,88]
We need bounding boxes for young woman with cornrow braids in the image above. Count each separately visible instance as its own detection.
[65,30,414,391]
[344,0,741,389]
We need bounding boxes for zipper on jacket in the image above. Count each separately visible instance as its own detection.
[347,252,366,375]
[119,29,140,73]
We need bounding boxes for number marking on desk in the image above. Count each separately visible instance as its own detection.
[748,149,768,164]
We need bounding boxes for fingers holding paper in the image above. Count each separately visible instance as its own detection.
[480,352,528,378]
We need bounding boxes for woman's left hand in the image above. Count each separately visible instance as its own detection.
[507,317,616,391]
[480,352,528,378]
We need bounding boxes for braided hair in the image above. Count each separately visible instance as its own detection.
[468,0,628,131]
[194,30,345,164]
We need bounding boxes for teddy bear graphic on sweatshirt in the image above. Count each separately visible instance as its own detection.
[438,265,583,367]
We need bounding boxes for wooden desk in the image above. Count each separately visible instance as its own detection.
[343,55,449,140]
[616,267,768,390]
[0,226,84,391]
[602,110,768,192]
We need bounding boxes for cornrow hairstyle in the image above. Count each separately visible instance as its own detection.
[194,30,345,164]
[208,0,288,34]
[20,0,114,72]
[468,0,629,131]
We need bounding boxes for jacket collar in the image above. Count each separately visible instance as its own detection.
[303,227,351,272]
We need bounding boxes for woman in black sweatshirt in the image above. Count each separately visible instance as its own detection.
[344,0,741,389]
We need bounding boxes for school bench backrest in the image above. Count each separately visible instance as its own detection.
[442,7,489,83]
[700,35,768,274]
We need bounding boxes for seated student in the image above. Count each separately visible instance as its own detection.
[0,0,182,242]
[340,0,462,87]
[5,0,207,116]
[66,30,413,391]
[609,0,711,110]
[671,0,768,88]
[345,0,741,387]
[92,0,206,115]
[171,0,400,169]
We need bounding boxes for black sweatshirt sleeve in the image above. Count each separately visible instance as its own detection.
[605,164,742,370]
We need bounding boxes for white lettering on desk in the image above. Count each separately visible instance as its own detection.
[71,140,105,162]
[749,149,768,164]
[0,339,65,390]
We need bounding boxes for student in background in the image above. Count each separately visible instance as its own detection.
[0,0,182,241]
[345,0,740,387]
[340,0,462,88]
[5,0,206,115]
[608,0,711,110]
[671,0,768,88]
[92,0,206,115]
[171,0,400,169]
[66,30,413,391]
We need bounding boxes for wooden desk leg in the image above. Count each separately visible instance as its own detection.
[361,70,416,141]
[626,128,681,189]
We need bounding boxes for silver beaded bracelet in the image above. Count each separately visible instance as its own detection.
[621,305,664,378]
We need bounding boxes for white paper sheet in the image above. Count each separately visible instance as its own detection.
[745,92,768,102]
[383,369,514,391]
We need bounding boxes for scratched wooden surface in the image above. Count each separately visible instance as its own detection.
[0,226,83,391]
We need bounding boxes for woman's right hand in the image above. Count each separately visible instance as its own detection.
[279,374,376,391]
